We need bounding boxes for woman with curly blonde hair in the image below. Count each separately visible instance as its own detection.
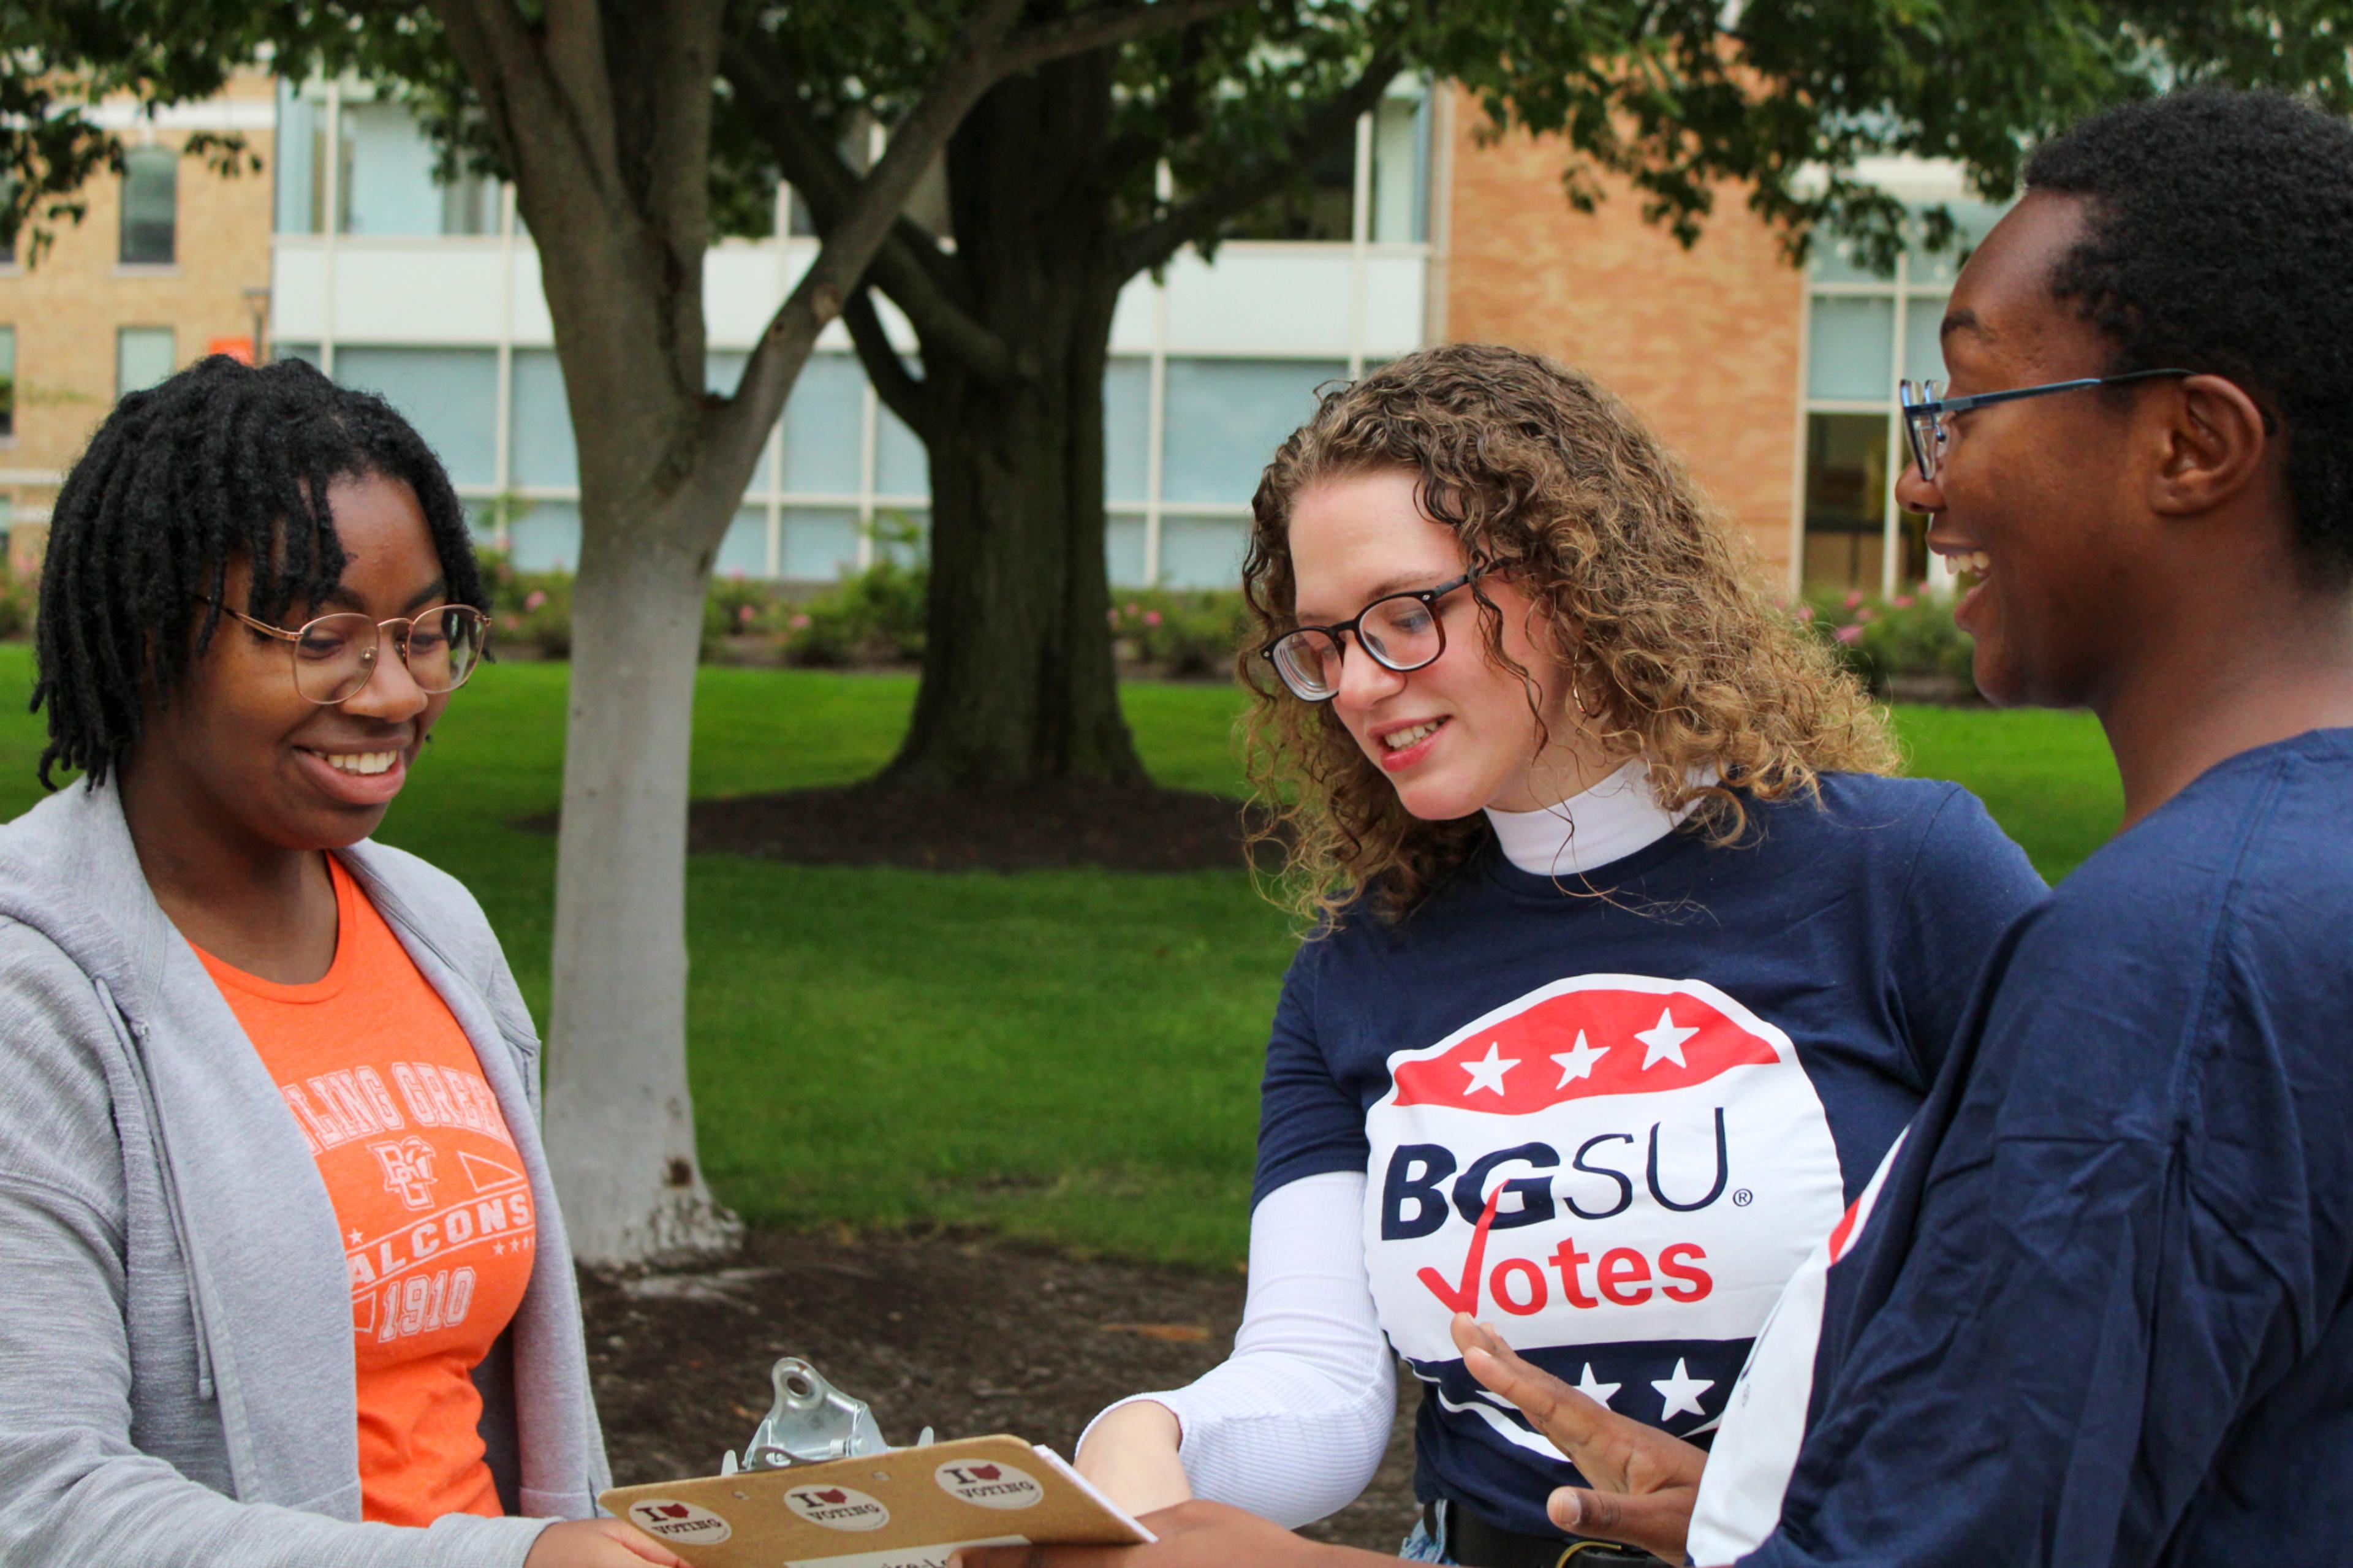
[1066,344,2045,1567]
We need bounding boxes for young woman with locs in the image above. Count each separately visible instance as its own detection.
[1056,344,2046,1567]
[0,357,681,1567]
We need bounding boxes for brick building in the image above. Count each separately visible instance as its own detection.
[0,72,277,577]
[0,74,1988,601]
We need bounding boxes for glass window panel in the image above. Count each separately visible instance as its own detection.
[0,325,15,439]
[779,354,865,496]
[872,507,928,566]
[1162,358,1346,506]
[120,148,176,265]
[714,507,770,579]
[1806,297,1895,403]
[274,343,322,368]
[1104,358,1151,504]
[707,350,746,398]
[275,84,321,234]
[779,506,861,580]
[1901,295,1949,386]
[509,349,575,490]
[1219,137,1354,241]
[874,390,928,498]
[506,499,581,573]
[1371,95,1429,244]
[1801,412,1890,593]
[1159,515,1250,590]
[440,170,497,237]
[338,101,445,237]
[1107,515,1149,588]
[1907,200,2007,287]
[336,347,499,487]
[116,327,175,398]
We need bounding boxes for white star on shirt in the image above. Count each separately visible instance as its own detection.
[1574,1364,1621,1409]
[1635,1007,1700,1070]
[1651,1358,1715,1420]
[1460,1042,1520,1097]
[1550,1030,1608,1086]
[347,1229,363,1244]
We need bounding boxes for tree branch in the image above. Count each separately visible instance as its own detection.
[842,288,933,440]
[1120,49,1404,279]
[993,0,1251,78]
[426,0,618,214]
[702,0,1029,496]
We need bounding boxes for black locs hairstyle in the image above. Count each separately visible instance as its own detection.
[2024,89,2353,583]
[32,354,489,788]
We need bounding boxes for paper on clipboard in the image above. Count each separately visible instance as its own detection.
[601,1433,1156,1568]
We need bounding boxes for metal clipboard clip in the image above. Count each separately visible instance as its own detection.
[719,1357,936,1475]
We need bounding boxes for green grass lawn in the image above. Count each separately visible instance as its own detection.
[0,646,2121,1266]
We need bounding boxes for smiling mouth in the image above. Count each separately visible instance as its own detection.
[1381,718,1447,751]
[1936,547,1991,581]
[306,748,401,776]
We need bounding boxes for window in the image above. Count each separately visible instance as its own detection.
[1219,137,1355,242]
[334,347,499,485]
[120,147,177,265]
[1798,201,2004,594]
[117,327,175,398]
[0,326,15,439]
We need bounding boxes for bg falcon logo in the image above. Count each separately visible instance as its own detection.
[1362,974,1844,1378]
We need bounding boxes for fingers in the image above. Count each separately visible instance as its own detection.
[1450,1314,1610,1451]
[1548,1487,1692,1562]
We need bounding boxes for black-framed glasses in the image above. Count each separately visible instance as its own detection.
[207,600,493,705]
[1259,569,1481,702]
[1898,368,2194,482]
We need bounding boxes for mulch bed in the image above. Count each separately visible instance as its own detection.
[582,1226,1421,1551]
[684,780,1286,874]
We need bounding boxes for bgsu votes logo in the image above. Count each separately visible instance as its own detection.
[936,1458,1045,1509]
[1362,973,1846,1368]
[786,1483,892,1531]
[624,1499,732,1544]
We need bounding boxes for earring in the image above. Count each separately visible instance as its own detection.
[1572,683,1595,719]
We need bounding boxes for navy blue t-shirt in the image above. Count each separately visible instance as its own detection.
[1736,728,2353,1568]
[1252,773,2046,1538]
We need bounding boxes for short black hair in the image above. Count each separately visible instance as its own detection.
[2025,89,2353,582]
[32,354,488,787]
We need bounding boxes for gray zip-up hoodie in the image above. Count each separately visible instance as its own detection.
[0,779,610,1566]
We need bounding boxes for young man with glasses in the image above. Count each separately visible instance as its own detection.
[966,86,2353,1568]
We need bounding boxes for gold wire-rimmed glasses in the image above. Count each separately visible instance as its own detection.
[208,600,493,705]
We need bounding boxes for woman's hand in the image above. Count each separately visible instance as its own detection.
[1449,1312,1708,1562]
[950,1499,1387,1568]
[1074,1400,1195,1517]
[523,1518,690,1568]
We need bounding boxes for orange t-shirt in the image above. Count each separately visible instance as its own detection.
[197,857,539,1528]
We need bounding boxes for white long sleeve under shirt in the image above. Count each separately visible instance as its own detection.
[1078,763,1691,1527]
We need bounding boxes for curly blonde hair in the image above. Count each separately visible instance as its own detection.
[1239,343,1896,926]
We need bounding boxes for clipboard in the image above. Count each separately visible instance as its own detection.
[602,1433,1158,1568]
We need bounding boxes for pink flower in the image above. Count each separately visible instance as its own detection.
[1125,602,1141,617]
[1835,624,1865,645]
[737,604,754,624]
[789,613,813,632]
[1892,594,1915,610]
[1794,604,1816,623]
[523,589,547,612]
[1856,606,1878,623]
[728,567,746,581]
[1143,610,1163,626]
[1107,609,1121,627]
[1843,589,1866,610]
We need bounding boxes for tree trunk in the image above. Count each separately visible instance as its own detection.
[541,497,745,1266]
[880,53,1145,792]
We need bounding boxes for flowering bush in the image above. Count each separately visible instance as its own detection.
[1107,589,1249,677]
[477,548,575,661]
[1802,588,1976,694]
[0,565,35,640]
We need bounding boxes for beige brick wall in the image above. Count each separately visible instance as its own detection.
[0,70,278,576]
[1436,89,1806,587]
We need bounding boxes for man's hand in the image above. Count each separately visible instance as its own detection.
[1450,1313,1707,1562]
[949,1500,1390,1568]
[523,1518,690,1567]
